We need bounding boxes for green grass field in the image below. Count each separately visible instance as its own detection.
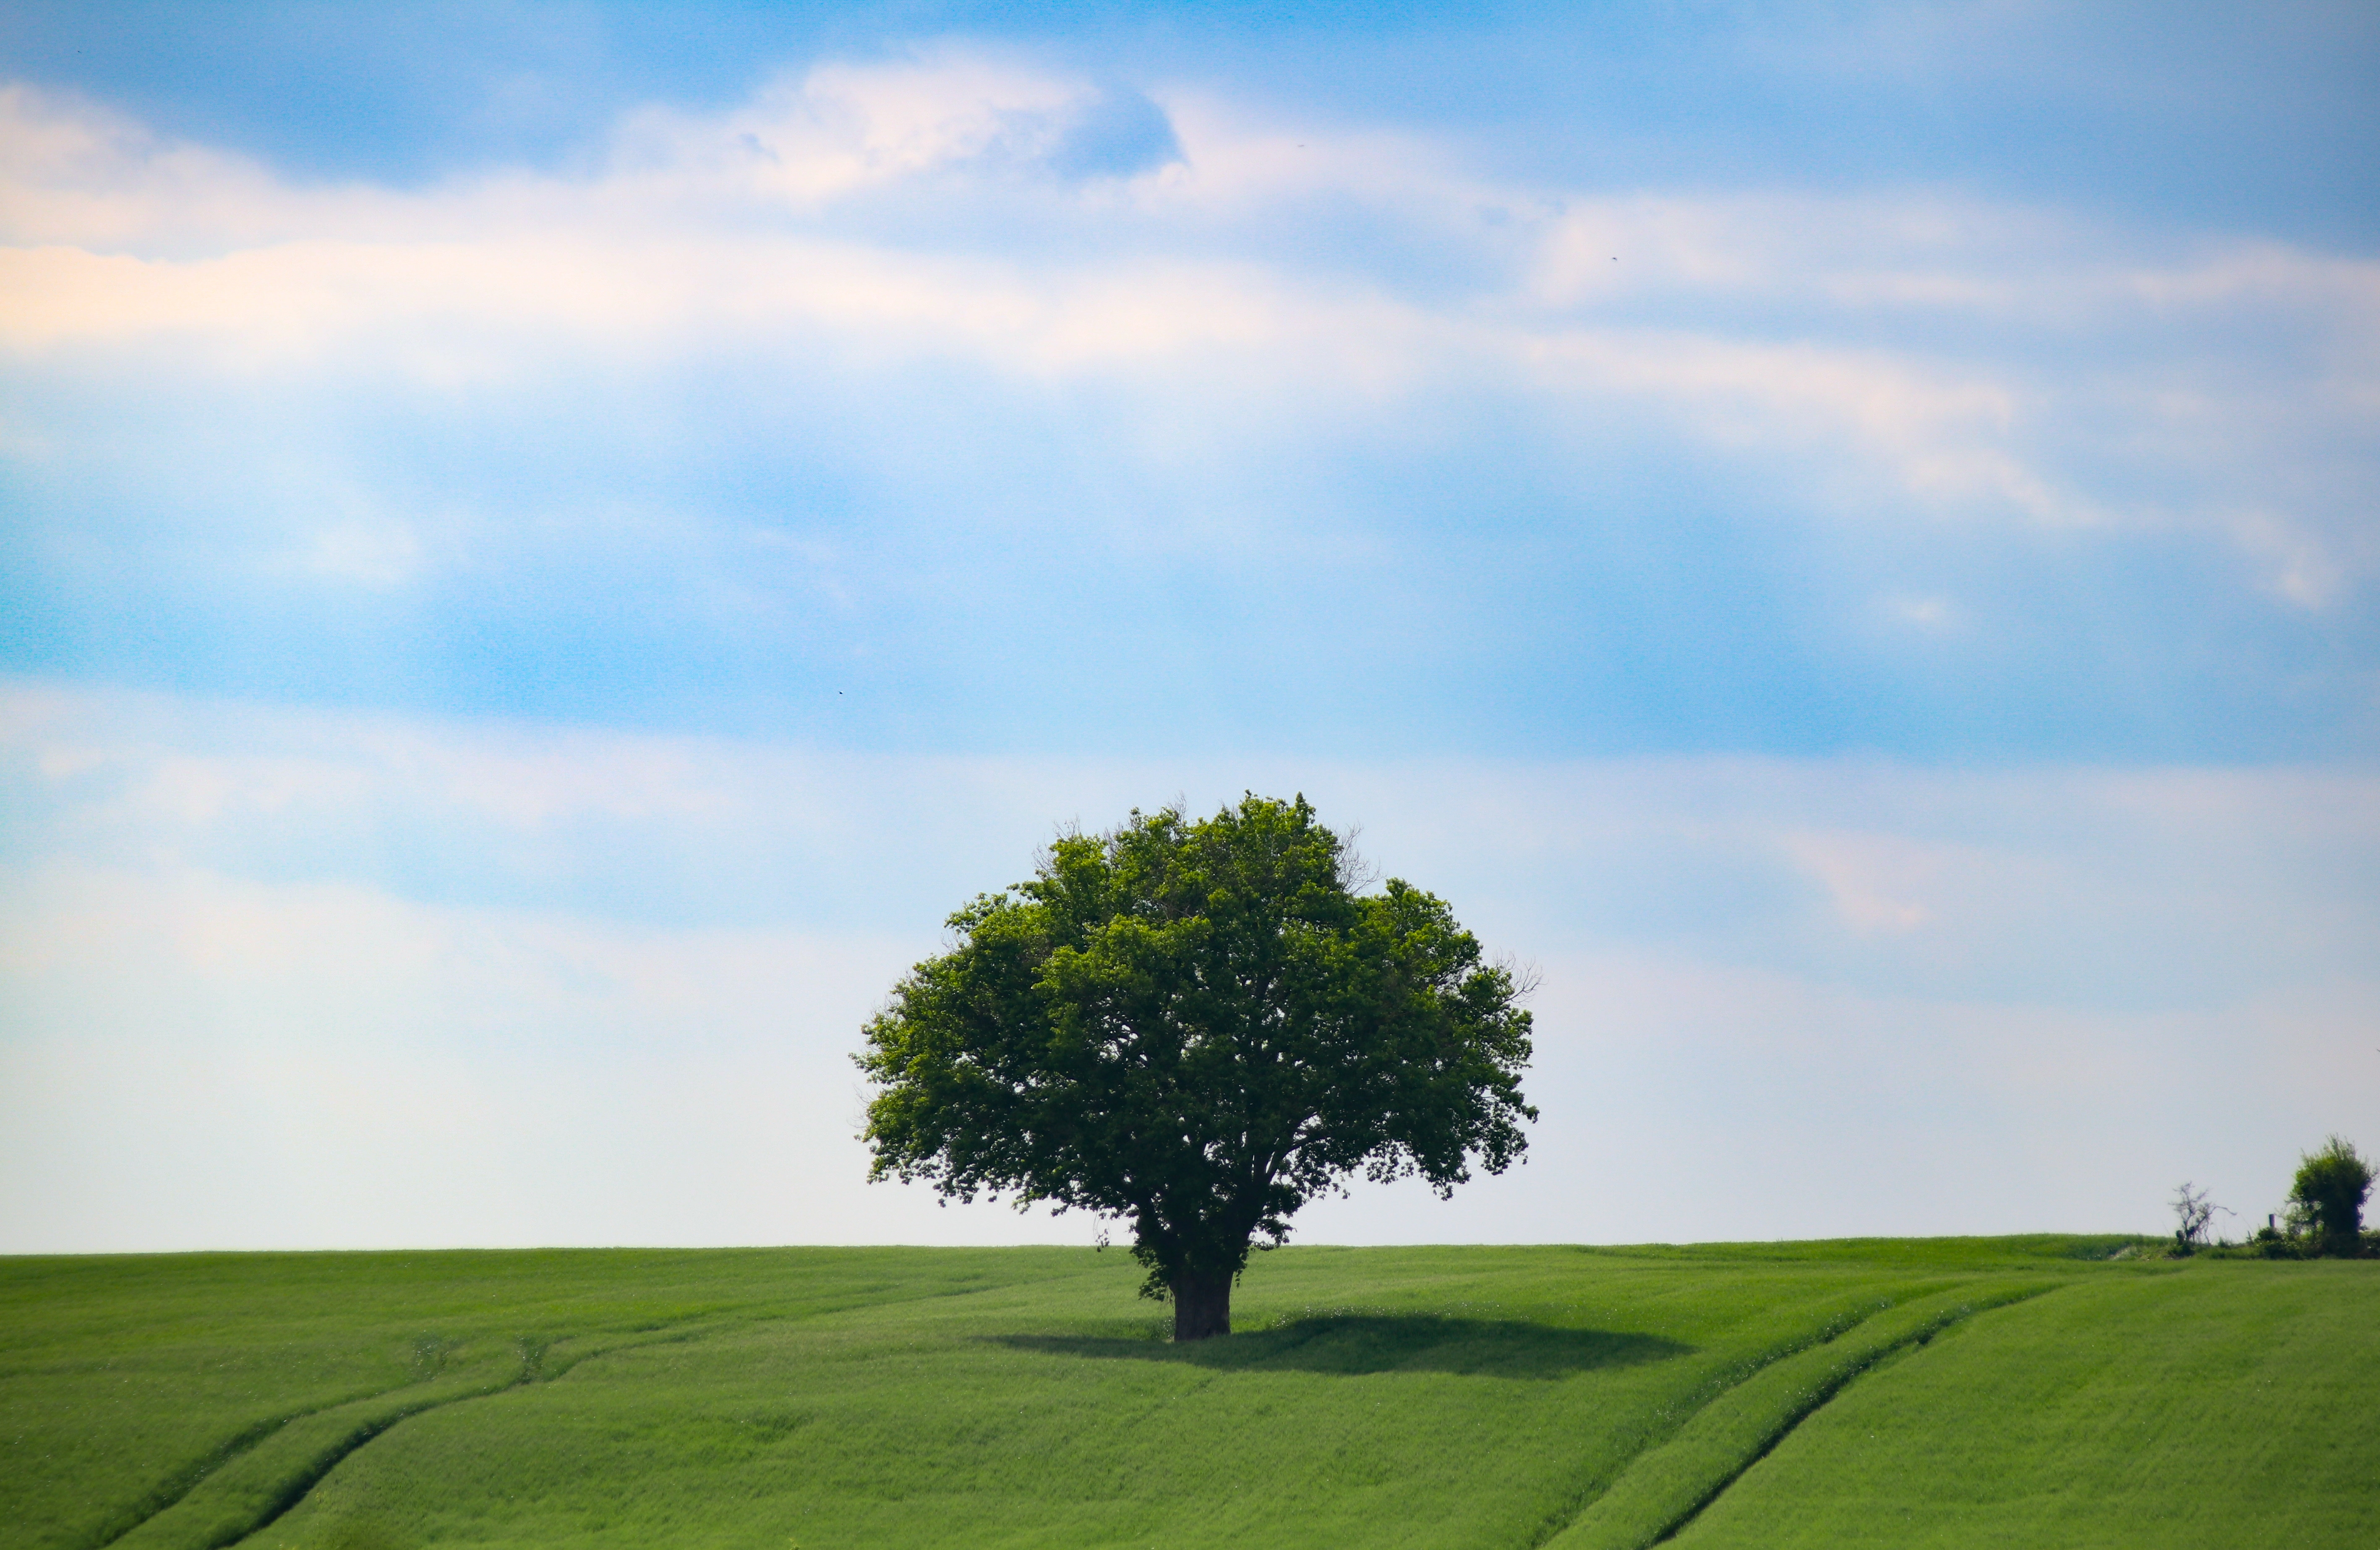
[3,1239,2370,1549]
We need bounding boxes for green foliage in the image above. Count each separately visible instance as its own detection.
[857,795,1535,1333]
[3,1240,2370,1550]
[2287,1135,2374,1257]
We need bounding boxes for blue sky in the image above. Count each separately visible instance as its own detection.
[2,2,2375,1252]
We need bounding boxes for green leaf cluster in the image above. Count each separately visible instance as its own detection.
[2287,1135,2374,1257]
[856,795,1535,1304]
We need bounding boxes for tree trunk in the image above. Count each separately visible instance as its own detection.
[1172,1269,1233,1341]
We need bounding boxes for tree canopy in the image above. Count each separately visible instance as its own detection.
[2288,1135,2372,1257]
[856,794,1536,1339]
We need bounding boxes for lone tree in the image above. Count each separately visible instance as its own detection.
[856,794,1536,1340]
[2287,1135,2372,1257]
[2170,1181,2217,1252]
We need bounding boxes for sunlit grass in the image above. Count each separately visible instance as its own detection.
[1670,1260,2380,1548]
[2,1239,2367,1549]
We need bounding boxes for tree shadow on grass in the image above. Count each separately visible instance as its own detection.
[992,1315,1692,1380]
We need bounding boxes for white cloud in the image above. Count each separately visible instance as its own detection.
[4,681,2376,1250]
[0,84,339,251]
[0,860,942,1251]
[7,853,2371,1253]
[1777,830,1942,935]
[2225,506,2354,608]
[11,680,2376,991]
[282,516,425,587]
[1883,592,1958,631]
[2,66,2371,600]
[1301,951,2380,1246]
[613,52,1151,206]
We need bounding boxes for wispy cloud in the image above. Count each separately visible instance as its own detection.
[5,9,2376,1258]
[5,63,2372,615]
[5,679,2375,1250]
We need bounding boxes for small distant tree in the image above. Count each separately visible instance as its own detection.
[856,794,1536,1340]
[2287,1136,2373,1258]
[2170,1182,2216,1252]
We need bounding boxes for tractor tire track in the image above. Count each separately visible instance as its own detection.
[1543,1280,2062,1550]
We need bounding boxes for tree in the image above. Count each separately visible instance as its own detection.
[2287,1135,2372,1258]
[856,794,1536,1340]
[2170,1181,2216,1252]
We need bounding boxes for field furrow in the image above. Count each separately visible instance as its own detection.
[3,1241,2366,1550]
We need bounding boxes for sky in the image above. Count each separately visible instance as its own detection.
[2,0,2376,1253]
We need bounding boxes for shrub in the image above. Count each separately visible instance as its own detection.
[2286,1136,2373,1258]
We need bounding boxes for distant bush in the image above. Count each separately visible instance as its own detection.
[2287,1137,2374,1258]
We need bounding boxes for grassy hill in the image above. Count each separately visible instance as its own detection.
[2,1238,2370,1548]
